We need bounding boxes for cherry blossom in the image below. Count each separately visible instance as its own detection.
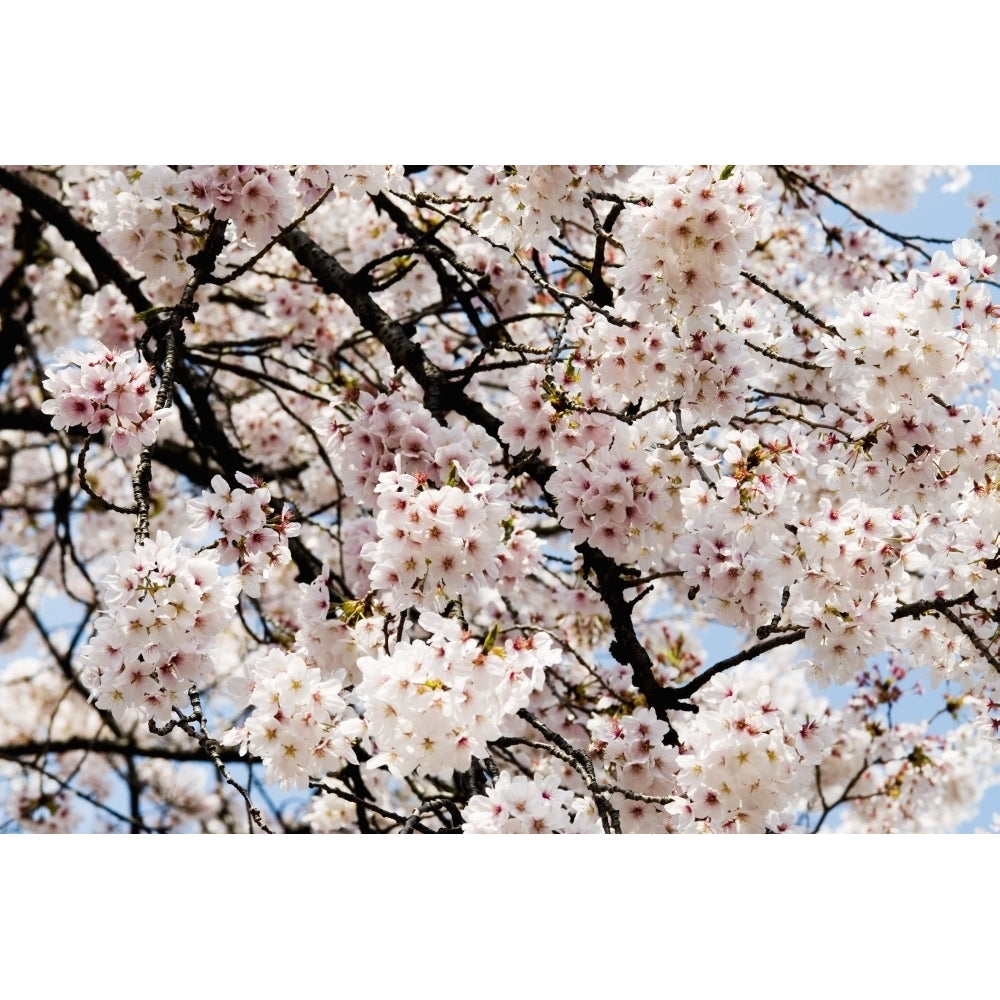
[4,163,1000,835]
[78,531,238,725]
[40,342,167,456]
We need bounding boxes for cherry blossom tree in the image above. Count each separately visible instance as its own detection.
[2,163,1000,834]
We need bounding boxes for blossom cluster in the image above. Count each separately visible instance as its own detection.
[303,788,358,832]
[671,664,833,833]
[355,612,559,778]
[361,461,513,612]
[616,165,769,318]
[264,277,352,354]
[587,707,678,833]
[5,761,102,833]
[230,393,308,468]
[79,531,237,724]
[222,648,363,791]
[91,166,194,289]
[40,342,166,457]
[321,389,502,508]
[78,285,145,352]
[548,417,682,571]
[795,500,922,685]
[88,166,300,297]
[461,771,602,833]
[821,241,998,426]
[497,353,622,463]
[291,567,389,688]
[321,165,405,202]
[589,708,676,793]
[824,165,971,215]
[184,165,298,248]
[462,165,610,254]
[186,472,299,597]
[136,759,230,832]
[818,666,1000,833]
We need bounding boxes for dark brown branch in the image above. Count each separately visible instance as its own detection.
[583,195,623,308]
[279,226,551,483]
[671,629,808,702]
[0,737,247,764]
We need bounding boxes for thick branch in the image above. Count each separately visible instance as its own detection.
[279,226,552,484]
[0,737,247,765]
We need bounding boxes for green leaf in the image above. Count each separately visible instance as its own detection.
[482,622,501,654]
[136,306,169,322]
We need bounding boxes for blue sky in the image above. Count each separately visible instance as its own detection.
[876,165,1000,237]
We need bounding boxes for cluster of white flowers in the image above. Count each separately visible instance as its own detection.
[323,165,405,202]
[264,276,352,353]
[322,390,502,507]
[462,165,608,254]
[821,709,999,834]
[821,241,998,427]
[40,341,166,456]
[88,166,302,295]
[461,771,602,833]
[136,759,228,831]
[79,531,237,723]
[356,612,558,778]
[589,708,676,793]
[303,788,358,832]
[672,664,833,833]
[677,477,793,631]
[90,166,194,289]
[497,356,616,463]
[616,165,769,317]
[974,687,1000,744]
[184,165,298,248]
[794,499,922,685]
[663,308,766,424]
[548,415,682,571]
[823,165,971,215]
[293,567,386,687]
[970,193,1000,265]
[186,472,299,597]
[7,768,82,833]
[221,648,363,791]
[228,394,308,468]
[587,707,678,833]
[361,461,512,612]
